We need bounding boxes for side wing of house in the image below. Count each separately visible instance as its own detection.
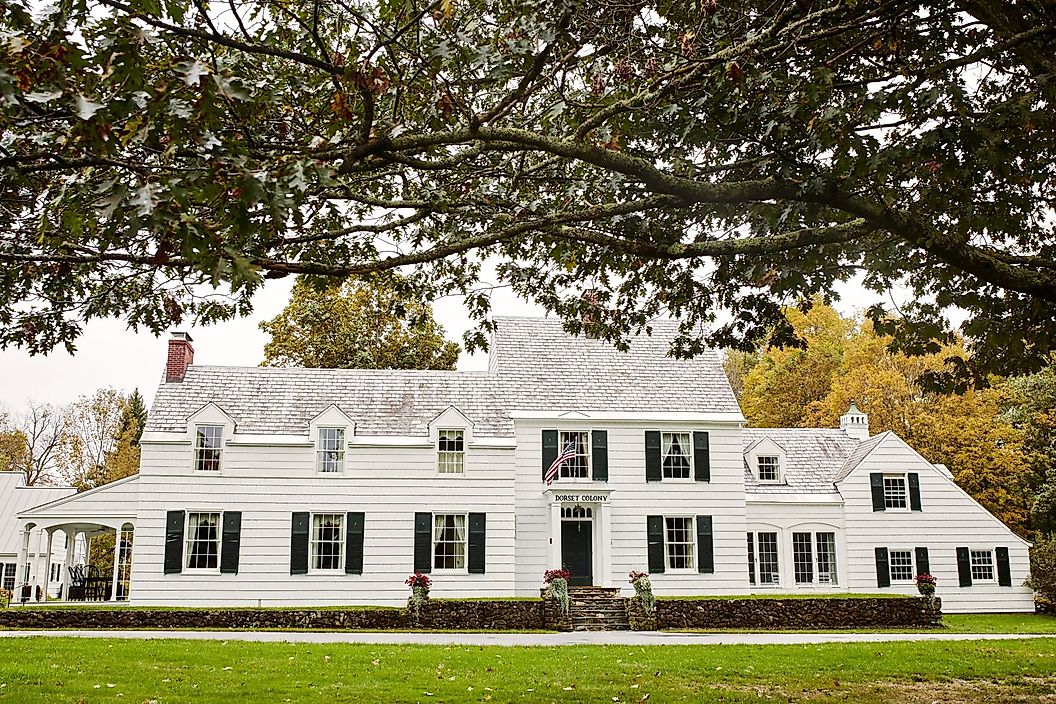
[837,432,1033,613]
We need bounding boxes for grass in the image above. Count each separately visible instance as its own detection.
[2,637,1056,702]
[943,612,1056,634]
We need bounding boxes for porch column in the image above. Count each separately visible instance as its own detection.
[15,527,31,602]
[36,529,54,601]
[61,530,75,601]
[597,502,612,588]
[109,530,121,602]
[549,502,562,569]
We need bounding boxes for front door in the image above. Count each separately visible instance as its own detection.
[561,520,593,586]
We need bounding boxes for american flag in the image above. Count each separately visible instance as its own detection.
[545,441,578,485]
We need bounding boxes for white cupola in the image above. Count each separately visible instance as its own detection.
[839,400,870,441]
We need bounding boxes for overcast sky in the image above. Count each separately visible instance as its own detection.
[0,278,882,411]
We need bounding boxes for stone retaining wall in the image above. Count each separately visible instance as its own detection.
[0,596,941,631]
[652,596,943,630]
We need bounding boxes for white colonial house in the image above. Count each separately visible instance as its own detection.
[15,318,1032,612]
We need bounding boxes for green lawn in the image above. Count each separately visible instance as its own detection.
[1,637,1056,703]
[943,612,1056,633]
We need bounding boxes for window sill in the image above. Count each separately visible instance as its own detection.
[435,472,466,478]
[182,568,221,575]
[307,569,346,576]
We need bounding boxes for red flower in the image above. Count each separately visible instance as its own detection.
[543,568,571,584]
[405,572,432,588]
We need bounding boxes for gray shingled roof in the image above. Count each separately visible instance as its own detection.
[743,428,862,494]
[832,431,890,483]
[146,316,741,437]
[146,368,512,436]
[489,316,741,415]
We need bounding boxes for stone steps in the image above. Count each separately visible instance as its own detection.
[567,586,630,631]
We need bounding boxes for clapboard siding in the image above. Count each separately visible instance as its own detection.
[744,500,847,593]
[837,435,1033,613]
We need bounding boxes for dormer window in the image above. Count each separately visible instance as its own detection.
[317,428,345,473]
[194,425,223,472]
[662,432,692,479]
[883,474,908,509]
[757,455,780,483]
[437,429,465,474]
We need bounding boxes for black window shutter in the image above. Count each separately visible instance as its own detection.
[290,512,309,575]
[542,430,558,481]
[220,511,242,574]
[693,432,711,482]
[591,430,608,482]
[996,547,1012,587]
[870,473,886,511]
[414,512,432,573]
[874,547,890,587]
[956,546,972,586]
[914,547,930,576]
[696,515,714,574]
[908,473,922,511]
[647,515,665,573]
[645,431,662,482]
[345,512,364,575]
[468,513,486,574]
[164,510,185,574]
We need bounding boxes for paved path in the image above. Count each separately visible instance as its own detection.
[1,630,1052,646]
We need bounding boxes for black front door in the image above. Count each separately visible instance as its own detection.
[561,520,593,586]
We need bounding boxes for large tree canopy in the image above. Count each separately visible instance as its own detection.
[2,0,1054,381]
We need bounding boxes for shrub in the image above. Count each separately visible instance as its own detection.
[543,569,571,614]
[629,571,655,614]
[1027,537,1056,602]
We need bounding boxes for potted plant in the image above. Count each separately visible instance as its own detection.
[543,568,572,614]
[916,573,937,606]
[628,570,656,614]
[405,572,432,619]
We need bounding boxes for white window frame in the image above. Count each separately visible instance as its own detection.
[749,531,781,586]
[316,427,346,473]
[558,430,590,480]
[888,548,915,582]
[663,515,696,571]
[437,428,466,475]
[661,432,693,480]
[815,532,838,586]
[970,549,996,583]
[193,425,224,472]
[432,513,468,571]
[756,455,781,483]
[185,511,222,572]
[309,513,345,573]
[883,474,909,510]
[790,531,839,586]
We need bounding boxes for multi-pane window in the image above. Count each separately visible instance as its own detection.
[884,475,908,509]
[889,549,914,581]
[757,456,780,482]
[664,516,695,570]
[970,550,995,582]
[438,429,465,474]
[194,425,223,472]
[749,531,779,585]
[792,532,814,584]
[185,512,221,569]
[316,428,345,473]
[558,431,589,479]
[311,514,344,570]
[746,534,756,585]
[1,563,14,591]
[661,433,692,479]
[433,514,467,570]
[816,532,838,584]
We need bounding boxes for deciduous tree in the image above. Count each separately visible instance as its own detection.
[2,0,1055,385]
[261,276,460,369]
[58,388,127,490]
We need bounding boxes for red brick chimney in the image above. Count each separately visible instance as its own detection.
[166,332,194,383]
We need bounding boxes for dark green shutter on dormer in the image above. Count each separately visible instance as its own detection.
[591,430,608,482]
[345,512,364,575]
[647,515,665,573]
[875,547,890,587]
[957,546,972,586]
[290,512,309,575]
[220,511,241,574]
[996,547,1012,587]
[645,431,662,482]
[696,515,714,573]
[870,473,886,511]
[908,473,922,511]
[468,513,486,574]
[164,510,185,574]
[414,512,432,573]
[542,430,558,481]
[693,432,710,482]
